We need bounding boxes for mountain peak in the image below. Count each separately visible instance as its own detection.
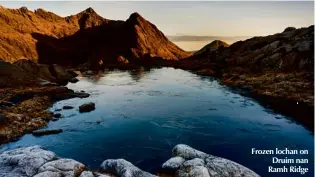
[195,40,229,55]
[82,7,96,14]
[128,12,146,22]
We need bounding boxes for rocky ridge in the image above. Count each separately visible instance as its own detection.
[169,25,314,130]
[0,144,260,177]
[0,6,191,66]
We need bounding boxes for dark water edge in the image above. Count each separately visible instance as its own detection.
[1,67,314,177]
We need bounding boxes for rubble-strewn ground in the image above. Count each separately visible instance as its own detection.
[0,86,88,144]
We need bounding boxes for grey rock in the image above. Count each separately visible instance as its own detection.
[94,172,112,177]
[162,156,185,170]
[178,165,210,177]
[79,171,111,177]
[1,145,260,177]
[100,159,156,177]
[172,144,208,159]
[182,158,205,167]
[295,41,312,52]
[168,144,260,177]
[79,171,95,177]
[204,156,259,177]
[38,158,85,177]
[34,171,62,177]
[0,146,56,177]
[268,41,280,50]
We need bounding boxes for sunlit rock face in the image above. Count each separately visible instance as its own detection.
[0,6,191,66]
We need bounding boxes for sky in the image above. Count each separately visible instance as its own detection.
[1,1,314,51]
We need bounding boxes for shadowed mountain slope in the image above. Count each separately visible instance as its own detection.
[0,6,191,65]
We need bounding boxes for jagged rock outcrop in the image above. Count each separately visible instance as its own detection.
[0,145,260,177]
[0,58,78,87]
[0,59,39,88]
[0,6,191,66]
[175,25,314,130]
[194,40,229,55]
[194,25,314,72]
[0,146,85,177]
[162,144,260,177]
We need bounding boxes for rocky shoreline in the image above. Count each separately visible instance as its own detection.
[0,144,260,177]
[0,85,91,144]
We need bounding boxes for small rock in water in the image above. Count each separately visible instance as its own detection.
[63,105,74,110]
[79,102,95,113]
[73,92,90,98]
[96,120,102,124]
[51,118,59,121]
[53,113,63,118]
[55,108,62,112]
[32,129,63,136]
[69,77,79,83]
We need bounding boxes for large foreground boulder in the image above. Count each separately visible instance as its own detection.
[0,145,260,177]
[100,159,156,177]
[0,59,39,88]
[162,144,260,177]
[0,146,85,177]
[14,59,55,81]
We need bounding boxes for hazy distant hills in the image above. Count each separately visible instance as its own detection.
[0,6,191,66]
[194,40,229,55]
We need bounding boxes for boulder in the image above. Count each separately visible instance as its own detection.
[100,159,157,177]
[0,145,260,177]
[283,27,296,32]
[69,77,79,83]
[63,105,74,110]
[14,59,56,82]
[53,113,63,118]
[32,129,63,136]
[79,171,111,177]
[0,59,39,87]
[162,156,185,171]
[164,144,260,177]
[49,64,79,85]
[79,102,95,113]
[37,158,85,177]
[0,146,56,177]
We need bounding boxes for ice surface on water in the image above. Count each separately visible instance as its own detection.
[1,68,313,177]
